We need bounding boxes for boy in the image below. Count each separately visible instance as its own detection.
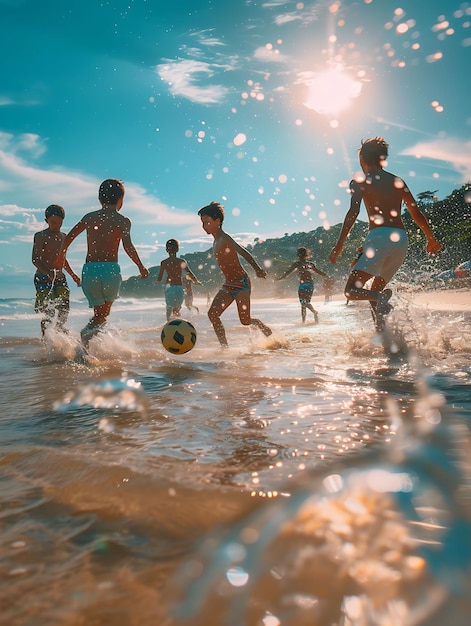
[155,238,201,321]
[32,204,81,336]
[330,137,441,330]
[276,246,329,323]
[184,272,200,314]
[53,179,149,346]
[198,201,272,347]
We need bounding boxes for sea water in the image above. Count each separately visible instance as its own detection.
[0,292,470,625]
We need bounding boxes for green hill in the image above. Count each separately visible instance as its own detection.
[120,183,471,299]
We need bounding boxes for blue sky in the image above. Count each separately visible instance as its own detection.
[1,0,470,297]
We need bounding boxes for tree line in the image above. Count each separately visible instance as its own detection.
[121,183,471,298]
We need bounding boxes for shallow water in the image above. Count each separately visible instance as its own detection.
[1,293,471,625]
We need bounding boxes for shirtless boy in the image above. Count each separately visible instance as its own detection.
[32,204,81,336]
[53,179,149,346]
[277,246,329,323]
[198,201,272,347]
[155,238,201,321]
[330,137,441,330]
[184,272,200,314]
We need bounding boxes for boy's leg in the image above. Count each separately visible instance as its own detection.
[370,281,393,332]
[235,290,272,337]
[345,270,392,331]
[34,280,52,337]
[345,271,391,310]
[81,301,112,346]
[40,316,51,337]
[208,290,233,347]
[165,286,184,321]
[306,303,318,323]
[251,318,272,336]
[54,285,71,333]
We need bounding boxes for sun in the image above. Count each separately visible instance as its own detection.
[302,67,362,117]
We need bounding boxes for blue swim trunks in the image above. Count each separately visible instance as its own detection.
[165,284,184,308]
[81,262,121,308]
[221,274,251,299]
[298,281,314,305]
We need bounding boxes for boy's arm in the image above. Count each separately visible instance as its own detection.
[32,233,51,275]
[330,182,361,264]
[276,263,297,280]
[155,262,165,283]
[52,221,86,270]
[63,259,81,286]
[402,186,442,254]
[121,220,149,279]
[185,264,201,285]
[308,262,329,278]
[224,232,267,278]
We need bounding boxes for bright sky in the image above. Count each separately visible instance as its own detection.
[1,0,470,297]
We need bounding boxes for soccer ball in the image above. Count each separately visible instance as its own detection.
[161,319,197,354]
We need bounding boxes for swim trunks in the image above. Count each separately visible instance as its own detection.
[353,227,408,284]
[34,272,70,312]
[81,262,121,308]
[221,274,251,299]
[298,281,314,305]
[165,284,184,309]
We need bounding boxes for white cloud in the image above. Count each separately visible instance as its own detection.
[0,131,46,157]
[401,138,471,182]
[270,4,322,27]
[0,203,38,217]
[0,141,196,226]
[191,29,226,48]
[0,132,204,277]
[156,59,231,104]
[253,46,288,63]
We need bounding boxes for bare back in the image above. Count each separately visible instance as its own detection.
[33,229,66,274]
[82,208,131,263]
[353,169,410,230]
[158,256,187,285]
[297,261,318,283]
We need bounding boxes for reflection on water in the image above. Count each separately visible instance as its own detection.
[0,297,470,625]
[170,372,471,626]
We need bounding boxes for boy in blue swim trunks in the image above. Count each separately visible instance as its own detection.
[198,201,272,347]
[330,137,442,330]
[53,179,149,346]
[277,247,330,323]
[32,204,81,336]
[155,238,201,321]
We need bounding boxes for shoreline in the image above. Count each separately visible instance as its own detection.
[255,288,471,313]
[398,287,470,312]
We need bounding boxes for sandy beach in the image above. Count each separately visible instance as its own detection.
[305,287,470,312]
[401,288,470,312]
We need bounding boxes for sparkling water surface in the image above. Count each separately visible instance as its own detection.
[1,293,470,625]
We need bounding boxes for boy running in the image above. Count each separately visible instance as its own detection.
[32,204,81,336]
[53,179,149,346]
[198,201,272,347]
[155,238,201,321]
[277,247,329,323]
[330,137,441,330]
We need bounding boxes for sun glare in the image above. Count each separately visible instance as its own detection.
[303,68,362,116]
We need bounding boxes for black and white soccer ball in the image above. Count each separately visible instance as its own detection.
[161,319,197,354]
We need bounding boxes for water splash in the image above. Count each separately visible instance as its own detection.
[169,363,471,625]
[53,377,149,416]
